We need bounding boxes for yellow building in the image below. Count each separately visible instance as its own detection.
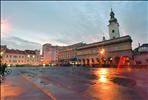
[77,35,133,66]
[0,45,40,66]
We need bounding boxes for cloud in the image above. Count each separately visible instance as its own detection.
[1,1,148,49]
[1,36,41,50]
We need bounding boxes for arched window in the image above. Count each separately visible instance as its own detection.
[112,30,115,33]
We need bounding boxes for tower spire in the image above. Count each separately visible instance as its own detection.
[110,8,115,19]
[108,8,120,39]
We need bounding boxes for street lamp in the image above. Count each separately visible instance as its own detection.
[0,51,4,56]
[100,48,105,55]
[99,48,106,65]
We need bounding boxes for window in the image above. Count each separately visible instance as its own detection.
[96,58,100,62]
[80,51,83,55]
[112,30,115,33]
[13,60,17,63]
[13,56,17,58]
[85,50,88,54]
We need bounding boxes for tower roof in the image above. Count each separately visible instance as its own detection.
[109,8,118,23]
[110,8,115,18]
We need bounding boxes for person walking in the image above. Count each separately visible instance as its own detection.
[2,63,7,76]
[0,63,2,75]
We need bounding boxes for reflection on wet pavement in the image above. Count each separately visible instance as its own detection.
[96,69,109,83]
[1,67,148,100]
[2,81,22,98]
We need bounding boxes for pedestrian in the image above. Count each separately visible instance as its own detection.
[0,63,3,75]
[2,63,7,76]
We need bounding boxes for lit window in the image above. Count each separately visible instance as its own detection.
[33,55,35,58]
[27,55,30,58]
[0,52,4,56]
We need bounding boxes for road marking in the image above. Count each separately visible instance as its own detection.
[21,74,56,100]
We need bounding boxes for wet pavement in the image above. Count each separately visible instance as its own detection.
[1,66,148,100]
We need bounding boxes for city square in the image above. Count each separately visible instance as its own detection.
[1,1,148,100]
[1,67,148,100]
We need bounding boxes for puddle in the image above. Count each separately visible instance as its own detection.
[111,77,136,87]
[84,74,98,80]
[78,80,96,85]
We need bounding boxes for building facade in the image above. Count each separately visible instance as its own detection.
[58,9,133,67]
[42,43,59,65]
[76,9,133,66]
[133,44,148,65]
[58,42,86,65]
[0,45,40,66]
[77,36,133,66]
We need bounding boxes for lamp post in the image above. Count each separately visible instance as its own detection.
[100,48,105,55]
[99,48,106,65]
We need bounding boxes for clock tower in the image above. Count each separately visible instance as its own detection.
[108,9,120,39]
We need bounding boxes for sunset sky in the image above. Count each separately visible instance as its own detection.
[1,1,148,50]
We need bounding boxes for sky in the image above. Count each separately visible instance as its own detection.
[1,1,148,50]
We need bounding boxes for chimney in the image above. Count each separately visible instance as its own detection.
[102,36,106,41]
